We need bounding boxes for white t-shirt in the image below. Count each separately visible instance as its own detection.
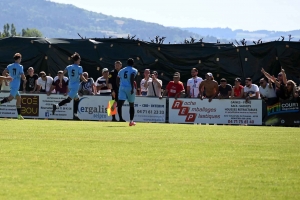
[37,76,53,92]
[187,77,203,98]
[146,79,162,97]
[140,78,152,92]
[1,80,10,91]
[259,84,276,98]
[244,84,260,98]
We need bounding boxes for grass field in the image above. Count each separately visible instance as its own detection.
[0,120,299,199]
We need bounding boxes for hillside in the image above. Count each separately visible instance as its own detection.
[0,0,220,43]
[183,27,300,43]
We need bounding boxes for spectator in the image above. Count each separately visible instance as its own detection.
[23,67,38,93]
[243,77,260,101]
[160,72,185,99]
[140,69,151,96]
[0,72,10,91]
[96,68,112,96]
[199,72,219,102]
[37,71,53,93]
[261,68,287,99]
[78,72,95,96]
[144,71,162,97]
[231,78,244,99]
[218,78,232,99]
[51,70,69,95]
[186,68,203,98]
[259,78,277,104]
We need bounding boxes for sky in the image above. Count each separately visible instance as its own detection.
[49,0,300,31]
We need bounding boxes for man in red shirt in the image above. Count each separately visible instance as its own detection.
[160,72,185,99]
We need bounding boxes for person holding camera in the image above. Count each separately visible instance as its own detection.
[140,69,151,96]
[144,71,162,97]
[37,71,53,93]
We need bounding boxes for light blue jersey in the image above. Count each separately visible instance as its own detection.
[65,64,83,85]
[6,63,24,88]
[118,66,138,88]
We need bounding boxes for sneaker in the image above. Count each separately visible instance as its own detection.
[52,104,57,115]
[119,119,126,122]
[112,118,118,122]
[129,121,136,126]
[74,113,80,120]
[17,115,24,120]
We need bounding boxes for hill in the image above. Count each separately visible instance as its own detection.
[0,0,221,43]
[183,27,300,43]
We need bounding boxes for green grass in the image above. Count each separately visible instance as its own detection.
[0,120,299,199]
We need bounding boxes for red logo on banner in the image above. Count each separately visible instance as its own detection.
[172,100,196,122]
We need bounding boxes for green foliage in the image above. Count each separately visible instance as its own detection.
[21,28,43,37]
[0,120,300,199]
[0,23,43,38]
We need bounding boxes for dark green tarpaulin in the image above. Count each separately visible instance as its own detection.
[0,37,299,87]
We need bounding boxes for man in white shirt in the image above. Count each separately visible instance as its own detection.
[186,68,203,98]
[243,77,260,101]
[37,71,53,93]
[259,78,277,105]
[0,72,10,91]
[140,69,151,96]
[144,71,162,97]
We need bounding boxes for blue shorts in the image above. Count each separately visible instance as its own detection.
[68,83,80,99]
[118,87,135,103]
[10,87,20,98]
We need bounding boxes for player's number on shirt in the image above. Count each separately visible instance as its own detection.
[13,68,16,75]
[71,69,75,77]
[124,71,128,78]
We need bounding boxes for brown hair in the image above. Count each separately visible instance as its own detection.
[115,61,122,65]
[71,52,81,62]
[245,77,252,82]
[13,53,22,60]
[287,80,297,94]
[191,68,198,72]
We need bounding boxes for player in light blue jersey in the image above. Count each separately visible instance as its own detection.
[117,58,138,126]
[1,53,26,120]
[52,52,87,119]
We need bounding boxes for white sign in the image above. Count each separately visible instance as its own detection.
[38,94,73,119]
[0,93,74,119]
[77,96,166,122]
[169,98,262,125]
[0,93,17,118]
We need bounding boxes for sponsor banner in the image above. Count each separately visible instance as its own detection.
[0,93,17,118]
[263,100,300,126]
[0,93,73,119]
[21,95,39,117]
[77,96,166,122]
[38,94,73,119]
[169,98,262,125]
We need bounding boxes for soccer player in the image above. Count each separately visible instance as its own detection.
[52,52,87,119]
[0,53,26,120]
[116,58,138,126]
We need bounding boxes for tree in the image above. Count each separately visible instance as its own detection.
[21,28,43,37]
[1,23,43,38]
[10,24,16,36]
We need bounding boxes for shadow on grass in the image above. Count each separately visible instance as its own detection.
[105,125,128,127]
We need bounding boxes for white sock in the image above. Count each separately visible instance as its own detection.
[56,104,59,108]
[74,113,78,117]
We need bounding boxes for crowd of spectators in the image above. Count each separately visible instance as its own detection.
[1,64,299,105]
